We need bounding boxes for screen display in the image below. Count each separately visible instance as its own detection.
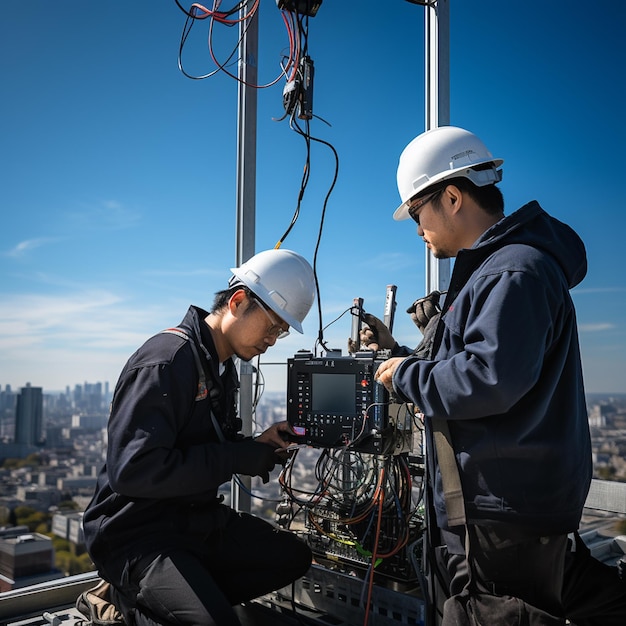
[311,373,356,414]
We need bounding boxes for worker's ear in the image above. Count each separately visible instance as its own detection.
[229,289,248,315]
[444,184,462,213]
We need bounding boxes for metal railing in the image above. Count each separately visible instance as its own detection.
[0,571,98,624]
[585,479,626,514]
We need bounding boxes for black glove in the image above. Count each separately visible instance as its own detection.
[406,290,441,334]
[230,439,277,484]
[347,313,398,354]
[413,313,440,359]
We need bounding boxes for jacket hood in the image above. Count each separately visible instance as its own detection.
[474,201,587,289]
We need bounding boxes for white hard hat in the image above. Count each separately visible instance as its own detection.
[394,126,504,221]
[230,249,316,334]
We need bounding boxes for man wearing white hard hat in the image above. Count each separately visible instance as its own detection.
[83,248,316,626]
[365,126,626,624]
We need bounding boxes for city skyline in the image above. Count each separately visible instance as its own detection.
[0,375,625,621]
[3,379,626,404]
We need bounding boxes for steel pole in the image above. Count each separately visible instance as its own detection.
[424,0,451,295]
[232,6,259,513]
[423,4,451,624]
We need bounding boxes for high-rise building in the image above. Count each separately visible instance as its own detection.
[15,383,43,446]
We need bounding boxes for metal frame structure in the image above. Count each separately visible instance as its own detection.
[230,0,453,511]
[232,4,260,513]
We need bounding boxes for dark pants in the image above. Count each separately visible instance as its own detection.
[561,531,626,626]
[445,525,568,617]
[109,509,312,626]
[437,524,626,625]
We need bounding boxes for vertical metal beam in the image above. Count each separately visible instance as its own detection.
[232,6,259,514]
[422,7,452,623]
[236,12,258,266]
[424,0,451,295]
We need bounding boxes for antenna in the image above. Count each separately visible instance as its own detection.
[383,284,397,332]
[350,297,364,348]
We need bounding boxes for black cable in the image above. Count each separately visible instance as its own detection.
[285,116,339,354]
[177,9,239,80]
[274,121,311,245]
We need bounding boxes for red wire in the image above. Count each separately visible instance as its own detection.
[363,466,386,626]
[190,3,223,21]
[281,10,300,82]
[191,0,258,24]
[205,1,299,88]
[182,1,302,89]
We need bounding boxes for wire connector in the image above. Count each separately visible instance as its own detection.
[276,0,323,17]
[282,56,314,120]
[283,78,300,115]
[298,56,314,120]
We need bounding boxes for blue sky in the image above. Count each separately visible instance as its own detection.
[1,1,625,395]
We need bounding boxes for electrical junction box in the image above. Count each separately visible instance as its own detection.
[276,0,322,17]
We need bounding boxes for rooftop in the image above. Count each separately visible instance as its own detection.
[0,479,624,626]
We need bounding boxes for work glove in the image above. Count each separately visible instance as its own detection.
[230,439,277,484]
[347,313,398,354]
[413,313,440,359]
[406,290,441,334]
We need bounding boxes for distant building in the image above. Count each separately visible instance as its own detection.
[15,486,60,512]
[70,413,108,430]
[0,441,39,464]
[15,384,43,446]
[589,404,608,428]
[0,385,16,437]
[56,476,97,494]
[0,531,63,592]
[51,511,85,549]
[44,425,67,448]
[33,467,68,488]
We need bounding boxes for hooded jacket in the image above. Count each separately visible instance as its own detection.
[392,201,592,535]
[82,305,242,577]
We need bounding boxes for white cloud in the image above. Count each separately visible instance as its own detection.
[574,287,626,295]
[4,238,59,258]
[0,289,175,390]
[578,323,615,332]
[63,200,141,231]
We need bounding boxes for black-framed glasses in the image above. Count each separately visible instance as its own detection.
[407,187,444,226]
[253,298,290,340]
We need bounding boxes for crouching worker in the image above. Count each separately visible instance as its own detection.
[83,249,317,626]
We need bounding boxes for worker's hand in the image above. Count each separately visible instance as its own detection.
[255,421,299,466]
[406,291,441,334]
[230,439,277,483]
[256,420,295,450]
[347,313,398,354]
[374,357,406,393]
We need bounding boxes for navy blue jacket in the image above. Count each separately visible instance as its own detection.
[83,306,242,574]
[392,201,592,535]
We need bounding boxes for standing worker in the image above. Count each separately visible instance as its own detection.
[83,248,316,626]
[366,126,626,624]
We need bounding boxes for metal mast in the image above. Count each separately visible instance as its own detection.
[424,0,451,294]
[232,6,259,513]
[422,4,451,623]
